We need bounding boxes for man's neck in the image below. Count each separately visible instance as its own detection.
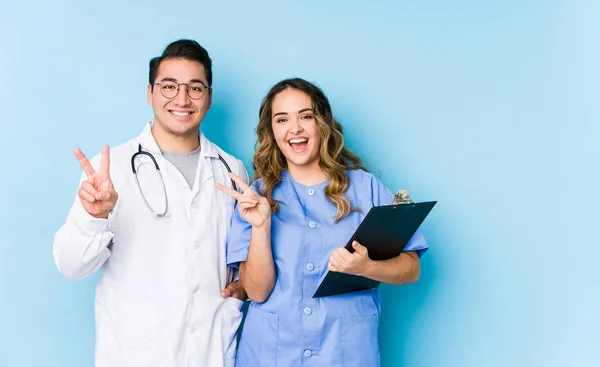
[152,125,200,153]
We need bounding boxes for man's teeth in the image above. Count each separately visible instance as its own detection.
[171,111,192,116]
[289,138,307,144]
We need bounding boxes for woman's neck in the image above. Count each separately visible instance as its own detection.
[287,162,328,186]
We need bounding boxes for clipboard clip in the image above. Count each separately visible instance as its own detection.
[393,189,414,205]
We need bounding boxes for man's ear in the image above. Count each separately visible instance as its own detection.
[207,87,213,110]
[147,84,153,106]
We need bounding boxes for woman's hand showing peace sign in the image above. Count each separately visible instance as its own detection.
[215,173,271,228]
[73,144,118,219]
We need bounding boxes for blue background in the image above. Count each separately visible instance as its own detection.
[1,1,598,366]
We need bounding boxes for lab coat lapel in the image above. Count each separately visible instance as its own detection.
[191,133,217,197]
[137,121,171,179]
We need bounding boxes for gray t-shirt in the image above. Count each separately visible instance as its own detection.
[161,145,201,189]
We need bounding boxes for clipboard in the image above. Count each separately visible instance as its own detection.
[312,201,437,298]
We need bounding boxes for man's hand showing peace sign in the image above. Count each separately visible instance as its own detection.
[73,144,118,219]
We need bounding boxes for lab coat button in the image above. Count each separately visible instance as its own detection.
[303,307,312,315]
[303,349,312,357]
[308,188,316,196]
[192,285,199,293]
[308,221,316,229]
[305,263,314,271]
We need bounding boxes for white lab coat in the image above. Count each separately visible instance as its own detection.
[53,122,249,367]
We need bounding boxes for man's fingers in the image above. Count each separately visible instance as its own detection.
[81,180,99,197]
[101,189,118,204]
[74,148,95,178]
[99,197,116,212]
[100,178,110,193]
[100,144,110,175]
[226,283,238,296]
[110,189,119,202]
[221,282,237,298]
[96,190,111,201]
[78,187,96,202]
[215,183,242,200]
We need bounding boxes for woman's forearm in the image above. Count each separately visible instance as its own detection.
[240,219,276,302]
[363,251,420,285]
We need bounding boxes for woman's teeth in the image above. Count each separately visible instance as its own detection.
[289,138,308,151]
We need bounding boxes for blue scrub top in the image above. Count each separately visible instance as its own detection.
[227,169,428,367]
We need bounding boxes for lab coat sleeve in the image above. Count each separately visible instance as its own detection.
[53,168,114,281]
[226,180,261,268]
[370,175,429,257]
[226,159,251,281]
[236,159,250,186]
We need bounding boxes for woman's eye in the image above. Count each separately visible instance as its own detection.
[301,114,314,120]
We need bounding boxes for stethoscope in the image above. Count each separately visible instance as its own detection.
[131,144,238,217]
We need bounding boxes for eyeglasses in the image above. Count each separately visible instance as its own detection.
[151,80,210,100]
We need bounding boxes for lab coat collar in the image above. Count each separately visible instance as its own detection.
[137,121,219,158]
[199,131,219,158]
[137,121,161,154]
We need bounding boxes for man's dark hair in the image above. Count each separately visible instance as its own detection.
[149,39,213,86]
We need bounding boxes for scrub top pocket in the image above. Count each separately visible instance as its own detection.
[236,304,279,367]
[339,314,380,366]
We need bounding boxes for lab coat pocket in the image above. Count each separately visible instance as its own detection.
[339,314,380,367]
[222,297,245,361]
[225,295,245,313]
[237,304,279,367]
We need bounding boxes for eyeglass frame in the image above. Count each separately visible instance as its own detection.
[150,79,211,100]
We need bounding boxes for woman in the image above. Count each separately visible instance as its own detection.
[217,78,428,366]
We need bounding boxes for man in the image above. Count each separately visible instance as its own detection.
[53,39,248,367]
